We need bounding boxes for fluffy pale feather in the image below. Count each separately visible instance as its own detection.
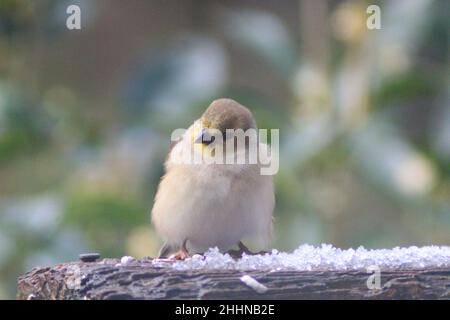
[151,121,274,254]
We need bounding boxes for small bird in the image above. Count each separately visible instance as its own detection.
[151,98,274,259]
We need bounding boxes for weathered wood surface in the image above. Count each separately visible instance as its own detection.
[17,258,450,300]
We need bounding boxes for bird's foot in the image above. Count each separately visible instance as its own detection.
[169,249,189,260]
[226,248,245,259]
[226,241,267,259]
[168,239,189,260]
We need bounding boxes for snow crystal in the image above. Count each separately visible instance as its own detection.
[164,244,450,271]
[115,256,135,266]
[240,275,268,293]
[120,256,135,264]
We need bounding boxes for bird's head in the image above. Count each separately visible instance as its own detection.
[191,99,257,157]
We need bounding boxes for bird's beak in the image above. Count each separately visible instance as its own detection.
[195,128,215,145]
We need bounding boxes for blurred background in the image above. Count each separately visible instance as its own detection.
[0,0,449,298]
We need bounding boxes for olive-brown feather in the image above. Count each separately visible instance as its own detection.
[201,98,256,133]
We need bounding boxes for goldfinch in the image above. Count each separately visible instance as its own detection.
[151,98,274,259]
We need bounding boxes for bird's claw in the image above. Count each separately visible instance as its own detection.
[169,239,189,260]
[227,248,269,259]
[169,250,189,260]
[226,241,267,259]
[226,248,245,259]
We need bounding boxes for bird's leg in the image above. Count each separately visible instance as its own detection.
[157,242,173,258]
[238,241,253,255]
[238,241,270,255]
[226,241,255,258]
[170,239,189,260]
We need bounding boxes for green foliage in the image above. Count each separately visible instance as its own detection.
[373,69,439,107]
[64,193,146,256]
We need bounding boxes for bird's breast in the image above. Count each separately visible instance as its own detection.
[152,163,265,250]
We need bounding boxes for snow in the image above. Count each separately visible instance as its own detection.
[152,244,450,271]
[115,255,135,267]
[240,275,268,293]
[120,256,135,264]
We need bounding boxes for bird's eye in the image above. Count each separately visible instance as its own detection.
[203,135,215,145]
[195,128,216,145]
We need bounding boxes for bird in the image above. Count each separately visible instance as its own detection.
[151,98,275,260]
